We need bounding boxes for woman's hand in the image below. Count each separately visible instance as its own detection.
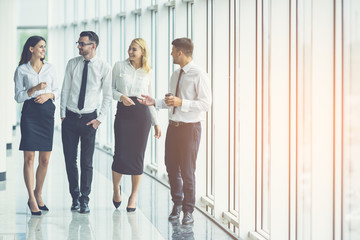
[27,82,47,97]
[154,125,161,139]
[34,93,53,104]
[120,95,135,106]
[35,82,47,91]
[137,94,155,106]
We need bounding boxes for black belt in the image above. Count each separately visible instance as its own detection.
[169,120,199,127]
[66,109,97,119]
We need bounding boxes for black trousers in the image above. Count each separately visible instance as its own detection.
[165,122,201,213]
[62,109,97,204]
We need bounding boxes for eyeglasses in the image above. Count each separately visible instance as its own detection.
[76,42,94,47]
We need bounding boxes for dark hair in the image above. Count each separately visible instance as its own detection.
[171,38,194,57]
[19,36,46,66]
[80,31,99,48]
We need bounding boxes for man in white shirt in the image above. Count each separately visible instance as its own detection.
[60,31,112,214]
[139,38,212,225]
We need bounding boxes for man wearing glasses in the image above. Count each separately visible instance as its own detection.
[60,31,112,213]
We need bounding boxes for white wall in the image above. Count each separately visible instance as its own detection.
[0,0,17,180]
[17,0,47,27]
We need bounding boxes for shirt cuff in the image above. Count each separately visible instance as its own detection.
[181,99,190,112]
[152,118,159,126]
[20,91,32,102]
[53,92,59,101]
[154,99,163,109]
[60,109,66,118]
[118,93,123,102]
[96,113,105,124]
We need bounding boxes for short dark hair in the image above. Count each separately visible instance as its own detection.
[172,38,193,57]
[80,31,99,48]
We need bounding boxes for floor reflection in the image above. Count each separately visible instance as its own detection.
[68,212,93,240]
[170,219,195,240]
[27,215,44,240]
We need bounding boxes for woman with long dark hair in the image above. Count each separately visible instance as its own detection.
[14,36,59,215]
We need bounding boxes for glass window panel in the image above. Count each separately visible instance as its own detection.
[297,0,313,239]
[343,1,360,239]
[261,0,271,234]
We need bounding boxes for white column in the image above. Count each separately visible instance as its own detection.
[0,0,17,181]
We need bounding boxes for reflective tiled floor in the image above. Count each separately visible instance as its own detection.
[0,129,234,240]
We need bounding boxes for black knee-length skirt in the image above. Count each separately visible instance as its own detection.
[112,97,151,175]
[19,98,55,151]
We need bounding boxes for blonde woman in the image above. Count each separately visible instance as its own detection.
[111,38,161,211]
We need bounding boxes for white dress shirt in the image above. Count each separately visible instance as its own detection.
[60,55,112,123]
[112,59,159,125]
[155,61,212,123]
[14,61,59,103]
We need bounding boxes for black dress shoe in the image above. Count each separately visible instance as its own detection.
[71,199,80,211]
[27,201,41,216]
[126,197,136,212]
[80,203,90,214]
[113,185,122,209]
[182,212,194,225]
[168,205,182,220]
[38,204,49,211]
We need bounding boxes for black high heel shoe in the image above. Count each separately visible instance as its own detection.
[113,186,122,209]
[126,196,136,212]
[34,191,49,211]
[38,204,49,211]
[27,201,41,216]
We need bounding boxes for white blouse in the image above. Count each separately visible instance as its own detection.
[112,59,159,125]
[14,61,59,103]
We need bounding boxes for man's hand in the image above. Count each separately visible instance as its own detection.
[86,119,101,130]
[165,96,182,107]
[154,125,161,139]
[137,94,155,106]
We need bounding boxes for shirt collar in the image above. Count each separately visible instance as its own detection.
[26,60,48,70]
[82,55,97,63]
[181,60,194,73]
[126,58,132,66]
[126,58,146,72]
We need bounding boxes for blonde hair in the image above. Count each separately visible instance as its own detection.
[131,38,151,73]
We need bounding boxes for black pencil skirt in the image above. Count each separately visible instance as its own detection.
[112,97,151,175]
[19,98,55,151]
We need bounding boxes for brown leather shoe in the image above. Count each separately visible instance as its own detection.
[182,212,194,225]
[168,205,182,220]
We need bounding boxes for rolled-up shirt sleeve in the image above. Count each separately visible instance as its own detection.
[147,71,159,125]
[180,71,212,113]
[155,98,170,109]
[14,68,31,103]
